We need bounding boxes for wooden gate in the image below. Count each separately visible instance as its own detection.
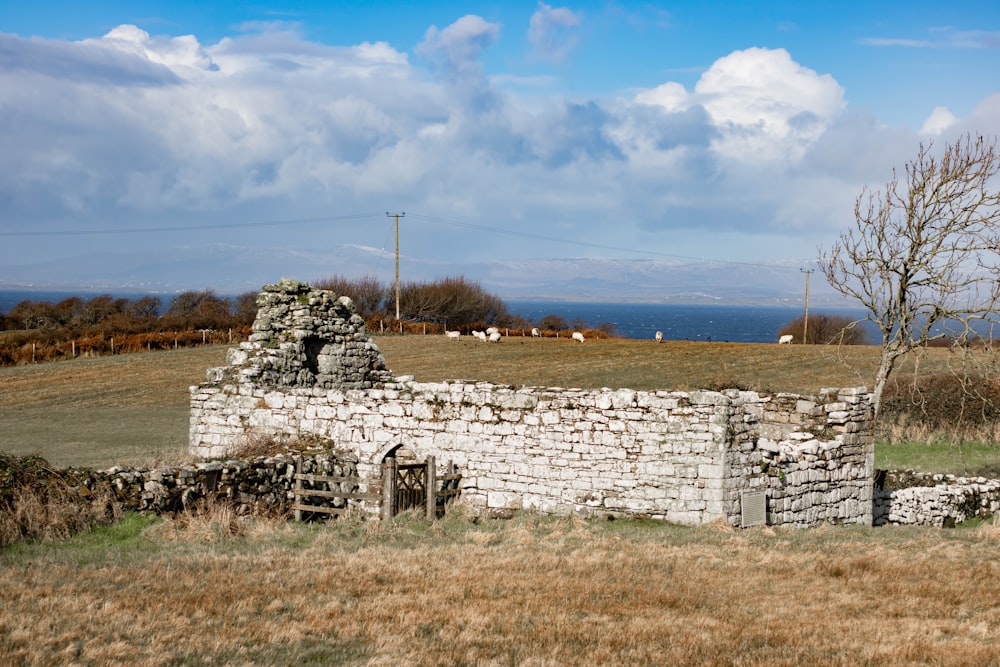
[292,455,461,521]
[381,456,462,520]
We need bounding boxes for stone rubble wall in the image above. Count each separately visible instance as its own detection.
[217,278,393,391]
[874,470,1000,527]
[190,377,875,527]
[67,452,361,516]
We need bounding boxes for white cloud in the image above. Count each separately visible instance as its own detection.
[86,24,217,72]
[416,14,501,77]
[862,27,1000,49]
[636,48,845,161]
[528,3,582,62]
[920,106,957,135]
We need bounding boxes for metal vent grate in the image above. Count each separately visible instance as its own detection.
[741,490,767,528]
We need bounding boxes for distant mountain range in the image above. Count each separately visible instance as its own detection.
[0,242,849,306]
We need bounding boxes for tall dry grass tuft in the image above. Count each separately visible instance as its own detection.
[150,497,290,543]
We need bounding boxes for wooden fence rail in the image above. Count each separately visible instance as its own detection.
[291,459,380,521]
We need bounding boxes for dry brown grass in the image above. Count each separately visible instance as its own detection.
[2,510,1000,665]
[377,335,892,394]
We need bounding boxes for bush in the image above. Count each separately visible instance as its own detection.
[880,373,1000,430]
[778,313,870,345]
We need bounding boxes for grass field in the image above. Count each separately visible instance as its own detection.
[2,334,997,473]
[2,505,1000,665]
[4,337,1000,664]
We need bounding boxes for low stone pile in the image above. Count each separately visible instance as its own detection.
[874,470,1000,527]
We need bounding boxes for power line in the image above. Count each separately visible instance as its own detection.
[406,213,814,271]
[0,209,819,272]
[0,213,383,237]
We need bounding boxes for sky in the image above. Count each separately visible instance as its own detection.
[0,1,999,298]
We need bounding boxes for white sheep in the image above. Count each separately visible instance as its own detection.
[488,331,502,343]
[472,330,487,342]
[778,334,793,344]
[655,331,663,343]
[486,326,499,336]
[445,330,460,339]
[531,327,540,337]
[572,331,585,343]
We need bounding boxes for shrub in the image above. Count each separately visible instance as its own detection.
[880,373,1000,430]
[537,314,569,331]
[778,313,870,345]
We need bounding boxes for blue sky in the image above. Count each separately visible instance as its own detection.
[1,1,998,297]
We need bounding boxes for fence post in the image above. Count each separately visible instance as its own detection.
[425,455,436,520]
[381,457,397,521]
[294,456,303,522]
[110,337,114,355]
[71,340,75,357]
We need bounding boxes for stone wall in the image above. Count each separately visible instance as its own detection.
[190,379,875,527]
[69,451,361,516]
[874,470,1000,527]
[188,279,876,528]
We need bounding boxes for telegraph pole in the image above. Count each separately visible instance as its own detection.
[387,212,405,321]
[800,268,813,345]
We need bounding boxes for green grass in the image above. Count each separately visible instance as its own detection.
[0,512,162,565]
[876,440,1000,477]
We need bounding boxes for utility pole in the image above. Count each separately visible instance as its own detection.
[800,268,813,345]
[387,212,405,321]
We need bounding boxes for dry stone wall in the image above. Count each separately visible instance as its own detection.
[874,470,1000,527]
[67,451,360,516]
[189,280,876,527]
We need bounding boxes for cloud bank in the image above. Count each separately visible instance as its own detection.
[0,14,996,295]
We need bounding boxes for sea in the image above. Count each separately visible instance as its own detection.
[506,300,872,343]
[0,290,871,343]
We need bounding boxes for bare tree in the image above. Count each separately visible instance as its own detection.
[821,134,1000,419]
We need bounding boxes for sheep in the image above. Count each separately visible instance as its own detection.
[655,331,663,343]
[531,327,541,337]
[445,330,460,339]
[472,330,487,342]
[778,334,794,344]
[488,331,502,343]
[572,331,585,343]
[486,326,499,336]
